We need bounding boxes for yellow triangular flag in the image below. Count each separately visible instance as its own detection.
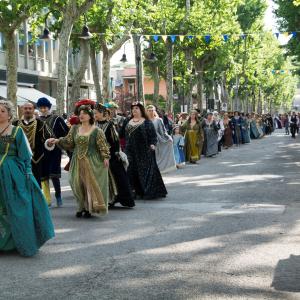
[196,35,202,41]
[162,35,168,43]
[144,35,150,40]
[179,35,185,42]
[283,32,289,37]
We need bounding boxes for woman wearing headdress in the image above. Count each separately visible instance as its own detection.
[249,113,260,139]
[125,102,167,200]
[0,100,54,256]
[241,113,251,144]
[47,103,110,218]
[232,111,243,146]
[94,103,135,208]
[222,113,234,148]
[181,110,204,163]
[147,105,176,174]
[202,112,219,157]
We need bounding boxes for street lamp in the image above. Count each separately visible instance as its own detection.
[120,40,131,63]
[79,25,93,40]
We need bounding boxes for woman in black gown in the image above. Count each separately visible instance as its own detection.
[125,102,167,200]
[94,104,135,208]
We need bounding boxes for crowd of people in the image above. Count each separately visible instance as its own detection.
[0,97,296,257]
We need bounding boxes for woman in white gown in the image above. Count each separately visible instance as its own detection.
[147,105,176,174]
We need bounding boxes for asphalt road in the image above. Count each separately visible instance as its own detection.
[1,130,300,300]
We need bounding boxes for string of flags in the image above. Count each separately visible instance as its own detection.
[92,32,298,43]
[141,32,297,43]
[272,70,295,75]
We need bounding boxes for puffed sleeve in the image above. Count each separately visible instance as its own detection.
[180,121,188,135]
[16,127,32,175]
[57,125,76,151]
[96,128,110,160]
[54,116,69,138]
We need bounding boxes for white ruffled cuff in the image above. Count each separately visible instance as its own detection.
[44,139,55,151]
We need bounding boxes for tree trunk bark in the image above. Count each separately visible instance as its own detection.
[68,40,90,112]
[5,30,18,107]
[90,48,102,102]
[166,40,173,114]
[133,35,144,104]
[151,64,160,105]
[194,59,204,111]
[185,50,193,111]
[101,43,111,100]
[56,14,74,115]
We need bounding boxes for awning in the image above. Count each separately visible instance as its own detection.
[0,85,56,109]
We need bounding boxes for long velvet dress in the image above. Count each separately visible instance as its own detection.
[250,119,260,139]
[223,120,234,148]
[58,125,110,214]
[181,121,204,163]
[202,120,219,157]
[0,126,54,256]
[232,116,243,145]
[125,120,167,200]
[97,120,135,208]
[241,117,251,144]
[151,118,176,174]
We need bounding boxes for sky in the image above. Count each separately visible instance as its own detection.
[111,0,286,67]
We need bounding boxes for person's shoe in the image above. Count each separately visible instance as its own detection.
[83,211,92,218]
[56,197,63,207]
[76,211,83,218]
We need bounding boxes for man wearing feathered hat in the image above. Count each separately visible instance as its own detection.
[37,97,69,207]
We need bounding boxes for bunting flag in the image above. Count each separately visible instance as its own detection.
[283,32,289,37]
[188,35,194,40]
[223,34,229,42]
[170,35,176,43]
[204,35,211,44]
[153,35,159,42]
[241,34,246,40]
[292,32,297,38]
[161,35,168,43]
[144,35,150,40]
[275,32,280,39]
[179,35,185,42]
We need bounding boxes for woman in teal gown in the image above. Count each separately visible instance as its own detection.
[0,100,54,257]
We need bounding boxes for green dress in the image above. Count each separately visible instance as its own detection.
[181,121,204,163]
[0,126,55,256]
[58,125,110,214]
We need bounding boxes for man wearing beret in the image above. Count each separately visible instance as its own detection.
[37,97,69,207]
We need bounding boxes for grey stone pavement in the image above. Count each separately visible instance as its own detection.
[1,130,300,300]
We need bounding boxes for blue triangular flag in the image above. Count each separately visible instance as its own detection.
[292,32,297,38]
[241,34,246,40]
[170,35,176,43]
[153,35,159,42]
[223,34,229,42]
[275,32,279,39]
[204,35,211,43]
[188,35,194,39]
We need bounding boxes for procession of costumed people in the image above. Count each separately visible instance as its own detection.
[0,94,278,257]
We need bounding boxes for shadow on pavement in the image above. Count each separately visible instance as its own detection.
[271,254,300,292]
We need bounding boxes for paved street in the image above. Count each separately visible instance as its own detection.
[1,130,300,300]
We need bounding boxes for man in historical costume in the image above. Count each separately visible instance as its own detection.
[37,97,69,207]
[13,102,53,186]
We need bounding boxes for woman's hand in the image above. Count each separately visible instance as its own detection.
[47,138,58,146]
[103,159,109,168]
[150,144,156,151]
